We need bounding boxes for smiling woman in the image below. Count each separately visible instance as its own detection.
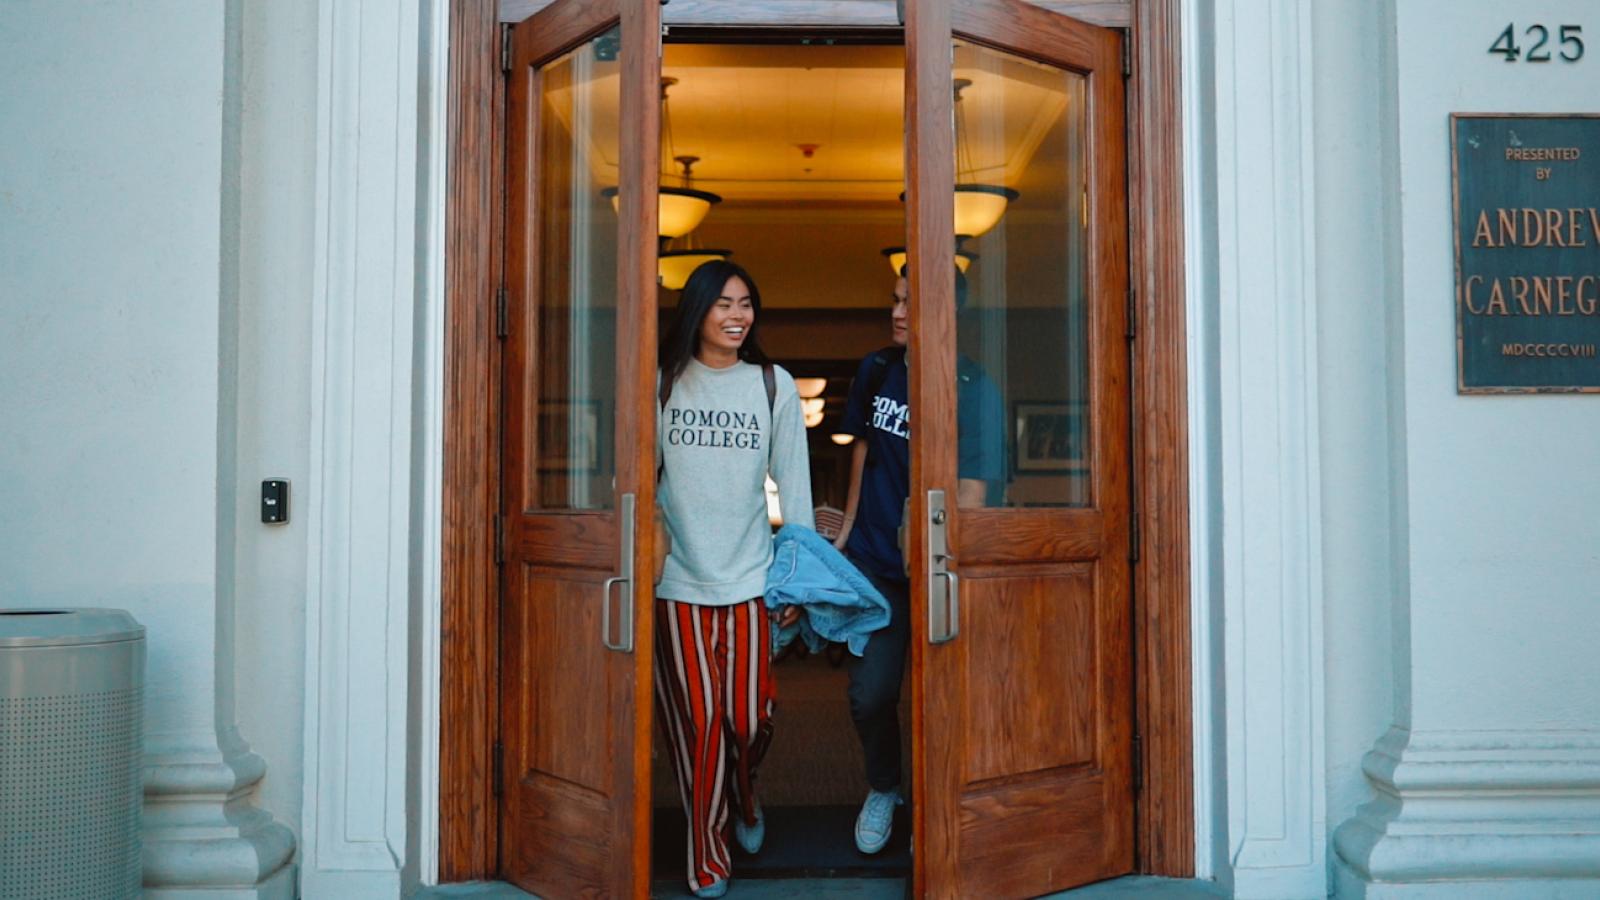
[653,260,816,897]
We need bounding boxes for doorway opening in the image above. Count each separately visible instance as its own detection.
[647,40,917,885]
[647,34,1110,889]
[440,0,1194,893]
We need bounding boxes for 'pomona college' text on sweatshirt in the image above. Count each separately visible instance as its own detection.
[656,358,814,606]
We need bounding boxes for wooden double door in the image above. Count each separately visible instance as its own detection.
[496,1,1131,896]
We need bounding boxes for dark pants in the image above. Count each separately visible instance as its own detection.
[847,564,910,792]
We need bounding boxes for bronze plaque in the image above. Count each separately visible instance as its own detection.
[1452,114,1600,393]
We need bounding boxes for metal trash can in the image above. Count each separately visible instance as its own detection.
[0,609,145,899]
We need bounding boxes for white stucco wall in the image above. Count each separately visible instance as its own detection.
[1331,0,1600,894]
[0,0,232,751]
[1391,0,1600,735]
[1,2,311,890]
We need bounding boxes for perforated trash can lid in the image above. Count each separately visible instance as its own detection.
[0,608,144,648]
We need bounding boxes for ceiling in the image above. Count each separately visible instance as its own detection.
[540,42,1077,203]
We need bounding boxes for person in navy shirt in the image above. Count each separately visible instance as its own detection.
[832,267,1004,854]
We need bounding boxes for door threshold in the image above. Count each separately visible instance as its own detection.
[412,882,536,899]
[1041,876,1228,899]
[419,875,1223,899]
[652,877,907,899]
[654,804,911,880]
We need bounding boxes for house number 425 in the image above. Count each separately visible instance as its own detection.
[1489,24,1584,62]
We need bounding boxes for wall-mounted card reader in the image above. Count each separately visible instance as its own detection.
[261,479,289,524]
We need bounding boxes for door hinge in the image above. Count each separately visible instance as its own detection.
[1122,29,1133,78]
[1130,506,1141,564]
[495,284,508,339]
[500,24,513,74]
[492,740,505,797]
[1126,284,1137,340]
[1132,733,1144,793]
[493,514,505,566]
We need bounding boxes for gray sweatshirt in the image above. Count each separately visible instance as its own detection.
[656,358,814,606]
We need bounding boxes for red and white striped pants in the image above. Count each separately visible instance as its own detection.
[653,597,776,891]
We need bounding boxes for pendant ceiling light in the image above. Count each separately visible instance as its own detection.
[953,183,1019,239]
[601,185,721,240]
[880,246,976,277]
[601,77,724,240]
[899,78,1019,241]
[653,154,730,290]
[658,248,731,291]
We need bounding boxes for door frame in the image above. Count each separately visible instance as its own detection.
[438,0,1192,882]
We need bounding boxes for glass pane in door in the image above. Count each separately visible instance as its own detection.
[950,41,1091,508]
[534,28,621,509]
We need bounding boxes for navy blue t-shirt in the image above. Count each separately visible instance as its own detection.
[840,350,1006,582]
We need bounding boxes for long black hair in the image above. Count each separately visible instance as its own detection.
[659,259,772,401]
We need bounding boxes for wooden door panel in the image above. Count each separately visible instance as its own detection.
[961,509,1106,563]
[957,772,1116,898]
[908,0,1132,895]
[498,1,659,896]
[500,775,612,898]
[961,567,1097,782]
[508,514,617,570]
[953,0,1120,69]
[522,575,612,791]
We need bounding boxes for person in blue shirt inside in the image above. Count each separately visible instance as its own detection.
[831,266,1005,854]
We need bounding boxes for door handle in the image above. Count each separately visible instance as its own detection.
[927,489,959,644]
[602,493,636,652]
[934,567,959,643]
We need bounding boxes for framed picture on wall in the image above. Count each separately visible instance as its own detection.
[537,400,602,473]
[1014,402,1088,473]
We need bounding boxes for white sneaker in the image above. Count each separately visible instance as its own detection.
[855,788,898,854]
[734,798,765,855]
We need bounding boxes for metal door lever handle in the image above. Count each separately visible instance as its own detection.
[934,565,959,643]
[602,493,636,652]
[601,575,627,650]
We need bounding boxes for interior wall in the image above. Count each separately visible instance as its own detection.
[690,209,905,310]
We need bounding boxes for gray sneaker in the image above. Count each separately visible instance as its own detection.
[855,788,898,854]
[734,798,765,855]
[691,878,728,899]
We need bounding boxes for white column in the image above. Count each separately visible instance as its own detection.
[142,1,300,893]
[0,2,297,896]
[1332,2,1600,896]
[1200,0,1328,896]
[299,0,449,893]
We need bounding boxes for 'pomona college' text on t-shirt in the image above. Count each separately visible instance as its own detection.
[656,358,814,605]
